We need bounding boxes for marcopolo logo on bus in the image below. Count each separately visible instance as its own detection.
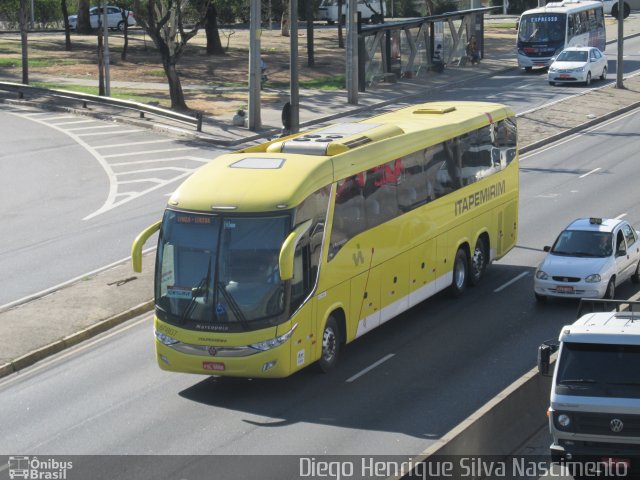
[8,456,73,480]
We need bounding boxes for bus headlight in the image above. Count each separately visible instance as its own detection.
[585,273,601,283]
[536,270,549,280]
[155,330,179,346]
[250,324,298,351]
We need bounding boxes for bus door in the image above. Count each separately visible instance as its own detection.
[496,202,517,257]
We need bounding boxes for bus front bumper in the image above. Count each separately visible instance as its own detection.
[155,340,292,378]
[518,53,553,69]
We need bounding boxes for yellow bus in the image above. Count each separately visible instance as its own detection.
[131,101,518,378]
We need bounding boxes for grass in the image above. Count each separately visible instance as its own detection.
[267,75,346,90]
[31,82,168,106]
[0,58,81,68]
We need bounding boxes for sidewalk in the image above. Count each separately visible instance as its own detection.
[1,15,640,378]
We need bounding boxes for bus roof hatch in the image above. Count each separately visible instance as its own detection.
[266,123,404,156]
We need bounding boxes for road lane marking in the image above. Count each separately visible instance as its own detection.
[93,139,175,149]
[76,129,144,136]
[494,271,529,293]
[579,167,600,178]
[615,213,627,219]
[49,119,99,126]
[102,147,197,158]
[346,353,395,383]
[110,156,210,167]
[65,124,124,131]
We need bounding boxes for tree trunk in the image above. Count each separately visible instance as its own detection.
[61,0,71,50]
[120,8,129,61]
[424,0,435,15]
[164,61,188,111]
[338,0,344,48]
[19,0,29,84]
[205,4,224,55]
[281,0,289,37]
[97,32,105,95]
[77,0,91,34]
[305,0,314,67]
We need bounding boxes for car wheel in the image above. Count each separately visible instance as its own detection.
[535,293,547,302]
[317,316,341,373]
[548,81,555,86]
[117,21,125,31]
[449,248,468,297]
[585,71,591,86]
[600,66,607,81]
[632,261,640,284]
[604,278,615,299]
[469,238,487,286]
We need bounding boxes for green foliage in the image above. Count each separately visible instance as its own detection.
[394,0,421,17]
[0,0,65,28]
[433,0,458,14]
[489,0,537,14]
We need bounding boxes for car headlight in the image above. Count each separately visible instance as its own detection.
[585,273,601,283]
[558,413,571,428]
[155,330,179,346]
[571,67,585,73]
[536,270,549,280]
[250,324,298,351]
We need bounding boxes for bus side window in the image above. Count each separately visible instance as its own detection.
[568,15,574,37]
[398,150,431,212]
[329,176,366,259]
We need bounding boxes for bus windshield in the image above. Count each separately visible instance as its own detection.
[155,210,290,330]
[518,13,566,43]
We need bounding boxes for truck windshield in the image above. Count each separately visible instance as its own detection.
[518,13,566,44]
[556,342,640,398]
[155,210,290,332]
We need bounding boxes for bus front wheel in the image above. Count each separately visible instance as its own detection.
[318,316,341,373]
[449,248,468,297]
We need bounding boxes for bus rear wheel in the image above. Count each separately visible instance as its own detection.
[318,316,341,373]
[449,248,468,297]
[469,238,487,286]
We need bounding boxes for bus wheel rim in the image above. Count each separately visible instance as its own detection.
[455,257,466,289]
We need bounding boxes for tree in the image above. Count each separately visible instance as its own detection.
[18,0,29,84]
[132,0,211,111]
[115,0,134,60]
[281,0,289,36]
[77,0,91,33]
[205,2,224,54]
[61,0,71,50]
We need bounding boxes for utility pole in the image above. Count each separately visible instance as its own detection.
[616,0,624,89]
[290,0,299,133]
[248,0,261,131]
[101,0,111,96]
[30,0,35,29]
[346,0,358,104]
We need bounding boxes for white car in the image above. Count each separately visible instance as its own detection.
[68,6,136,31]
[548,47,607,86]
[534,218,640,301]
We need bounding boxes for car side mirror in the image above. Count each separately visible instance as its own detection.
[543,246,551,252]
[616,249,627,257]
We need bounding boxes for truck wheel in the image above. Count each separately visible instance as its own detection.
[317,316,341,373]
[449,248,468,297]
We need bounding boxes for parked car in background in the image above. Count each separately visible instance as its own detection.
[547,46,608,86]
[68,6,136,31]
[534,217,640,301]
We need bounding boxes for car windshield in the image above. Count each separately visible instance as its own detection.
[551,230,612,257]
[556,50,588,62]
[155,210,290,331]
[556,343,640,398]
[518,13,566,43]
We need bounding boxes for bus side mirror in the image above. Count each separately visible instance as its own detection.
[543,246,551,252]
[279,220,312,281]
[131,221,161,272]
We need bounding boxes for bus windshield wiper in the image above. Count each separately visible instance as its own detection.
[180,261,212,324]
[606,382,640,387]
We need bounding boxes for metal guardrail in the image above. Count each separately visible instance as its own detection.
[0,81,203,131]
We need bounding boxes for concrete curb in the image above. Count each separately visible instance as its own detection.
[0,299,153,379]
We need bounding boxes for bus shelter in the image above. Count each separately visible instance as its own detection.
[356,7,500,91]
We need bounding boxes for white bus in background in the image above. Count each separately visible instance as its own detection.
[318,0,386,24]
[517,0,605,71]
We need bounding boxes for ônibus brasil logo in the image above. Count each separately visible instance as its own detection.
[8,456,73,480]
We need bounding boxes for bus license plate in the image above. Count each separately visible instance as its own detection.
[203,361,225,371]
[557,286,574,294]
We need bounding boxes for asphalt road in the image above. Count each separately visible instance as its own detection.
[0,110,638,478]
